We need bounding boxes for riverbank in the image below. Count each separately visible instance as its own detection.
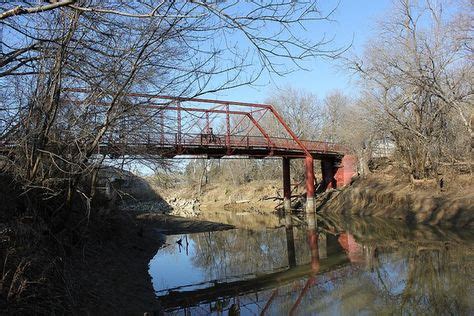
[131,179,289,217]
[0,210,233,314]
[138,167,473,228]
[316,172,474,228]
[2,168,472,313]
[68,212,234,315]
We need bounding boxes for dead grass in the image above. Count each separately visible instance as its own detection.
[317,171,474,228]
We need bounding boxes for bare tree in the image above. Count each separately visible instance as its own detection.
[0,1,343,228]
[264,86,323,139]
[321,90,350,143]
[349,0,473,179]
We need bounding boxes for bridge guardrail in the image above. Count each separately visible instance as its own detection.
[100,132,345,155]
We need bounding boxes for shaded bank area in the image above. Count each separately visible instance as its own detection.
[0,208,233,314]
[315,173,473,228]
[64,212,233,314]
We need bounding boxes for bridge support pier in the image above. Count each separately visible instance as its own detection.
[306,212,320,272]
[305,155,315,213]
[321,158,337,190]
[321,155,358,191]
[282,157,291,211]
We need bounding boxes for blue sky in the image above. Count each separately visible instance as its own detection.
[208,0,392,103]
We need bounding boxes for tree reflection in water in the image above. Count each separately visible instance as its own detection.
[149,213,473,315]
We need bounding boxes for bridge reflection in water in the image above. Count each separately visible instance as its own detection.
[149,213,473,315]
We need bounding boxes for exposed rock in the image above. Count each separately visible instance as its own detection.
[119,196,200,217]
[167,197,201,217]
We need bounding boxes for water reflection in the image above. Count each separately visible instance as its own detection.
[149,213,474,315]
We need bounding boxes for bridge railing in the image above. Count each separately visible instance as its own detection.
[64,88,348,156]
[101,131,344,154]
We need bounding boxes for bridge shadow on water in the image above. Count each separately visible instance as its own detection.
[147,212,474,315]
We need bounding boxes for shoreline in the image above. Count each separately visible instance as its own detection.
[3,171,472,314]
[315,174,474,228]
[60,213,233,315]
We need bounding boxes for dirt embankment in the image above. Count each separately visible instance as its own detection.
[159,180,292,214]
[1,210,233,315]
[316,172,474,228]
[65,212,233,315]
[115,174,287,216]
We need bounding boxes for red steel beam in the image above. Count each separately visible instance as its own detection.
[177,102,181,145]
[283,157,291,211]
[232,108,268,142]
[225,104,231,152]
[65,89,343,156]
[134,104,251,116]
[268,106,311,157]
[160,111,164,145]
[68,100,254,116]
[305,156,315,198]
[246,113,275,148]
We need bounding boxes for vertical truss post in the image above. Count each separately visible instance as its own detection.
[305,155,315,213]
[205,111,210,133]
[225,104,230,152]
[282,157,291,211]
[177,102,182,146]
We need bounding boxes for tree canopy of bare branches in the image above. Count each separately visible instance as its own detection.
[350,0,473,179]
[0,1,342,225]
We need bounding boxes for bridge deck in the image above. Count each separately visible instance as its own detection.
[100,132,344,159]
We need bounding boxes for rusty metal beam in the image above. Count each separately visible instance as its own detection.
[283,157,291,211]
[268,106,311,157]
[305,156,315,213]
[246,113,275,149]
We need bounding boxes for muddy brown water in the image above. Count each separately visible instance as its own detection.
[149,212,474,315]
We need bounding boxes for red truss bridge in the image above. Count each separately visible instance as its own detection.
[4,88,358,211]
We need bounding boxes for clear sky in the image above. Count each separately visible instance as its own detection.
[207,0,392,103]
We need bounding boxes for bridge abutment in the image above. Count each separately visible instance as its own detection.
[321,155,357,190]
[335,155,357,187]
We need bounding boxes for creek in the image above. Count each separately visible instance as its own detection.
[149,212,473,315]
